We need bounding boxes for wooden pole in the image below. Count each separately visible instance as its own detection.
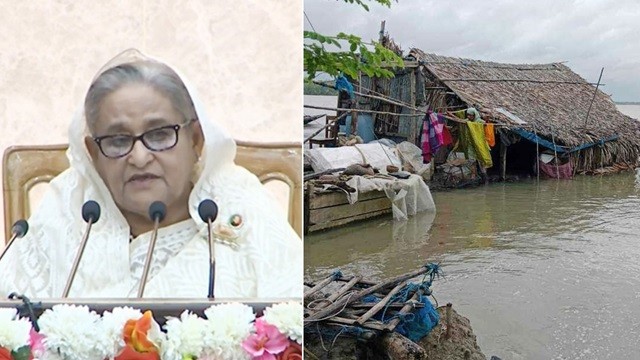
[304,273,337,300]
[500,139,507,181]
[304,105,423,118]
[303,112,348,143]
[445,303,453,339]
[325,276,362,303]
[584,67,604,127]
[383,288,424,331]
[410,69,417,145]
[355,281,407,325]
[534,126,540,182]
[552,132,559,180]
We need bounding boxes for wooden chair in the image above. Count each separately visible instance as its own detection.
[3,141,302,241]
[308,115,339,148]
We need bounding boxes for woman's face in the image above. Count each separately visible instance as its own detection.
[87,83,203,220]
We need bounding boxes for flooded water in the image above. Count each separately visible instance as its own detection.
[617,104,640,119]
[305,173,640,359]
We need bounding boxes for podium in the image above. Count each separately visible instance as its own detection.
[0,296,296,325]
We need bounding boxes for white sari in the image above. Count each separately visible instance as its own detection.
[0,50,302,299]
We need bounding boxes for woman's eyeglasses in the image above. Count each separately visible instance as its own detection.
[93,120,193,159]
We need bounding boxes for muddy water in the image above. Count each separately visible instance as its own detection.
[305,173,640,359]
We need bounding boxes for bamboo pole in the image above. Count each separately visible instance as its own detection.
[552,132,559,179]
[534,125,540,182]
[383,288,423,331]
[326,276,361,303]
[303,112,348,144]
[410,69,417,144]
[440,78,605,85]
[304,273,337,300]
[355,281,407,325]
[304,105,423,118]
[584,67,604,127]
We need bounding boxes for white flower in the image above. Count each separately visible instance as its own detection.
[202,303,255,360]
[0,307,31,351]
[163,310,208,360]
[38,304,110,360]
[262,301,303,344]
[100,306,143,358]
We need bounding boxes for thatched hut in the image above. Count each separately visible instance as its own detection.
[347,47,640,180]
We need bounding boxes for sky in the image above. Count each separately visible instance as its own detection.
[304,0,640,102]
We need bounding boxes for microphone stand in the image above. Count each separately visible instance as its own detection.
[63,201,100,298]
[137,201,165,298]
[207,217,216,299]
[0,220,28,263]
[198,199,218,299]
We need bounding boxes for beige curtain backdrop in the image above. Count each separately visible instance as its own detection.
[0,0,302,240]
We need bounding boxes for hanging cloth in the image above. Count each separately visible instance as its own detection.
[465,122,493,168]
[484,123,496,147]
[437,113,453,146]
[428,112,442,155]
[421,115,431,163]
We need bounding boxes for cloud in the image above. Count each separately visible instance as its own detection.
[304,0,640,101]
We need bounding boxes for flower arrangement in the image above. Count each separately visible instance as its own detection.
[0,301,302,360]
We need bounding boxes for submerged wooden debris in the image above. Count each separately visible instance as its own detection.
[304,264,491,360]
[304,264,439,338]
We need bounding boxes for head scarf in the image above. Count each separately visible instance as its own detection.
[466,107,482,121]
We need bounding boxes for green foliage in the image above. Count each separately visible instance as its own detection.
[341,0,393,11]
[304,0,403,81]
[304,31,404,80]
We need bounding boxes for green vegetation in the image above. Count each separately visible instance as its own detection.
[304,0,404,81]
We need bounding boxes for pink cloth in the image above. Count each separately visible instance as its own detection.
[538,160,573,179]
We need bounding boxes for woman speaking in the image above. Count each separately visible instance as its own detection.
[0,49,302,299]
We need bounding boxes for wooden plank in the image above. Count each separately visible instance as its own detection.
[307,208,391,233]
[309,190,387,210]
[310,197,391,224]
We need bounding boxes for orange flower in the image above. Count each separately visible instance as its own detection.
[276,341,302,360]
[116,345,159,360]
[0,347,11,360]
[117,311,159,360]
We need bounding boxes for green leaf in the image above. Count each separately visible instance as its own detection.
[11,346,32,360]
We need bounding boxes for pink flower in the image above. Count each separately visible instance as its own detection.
[242,318,289,360]
[29,328,45,358]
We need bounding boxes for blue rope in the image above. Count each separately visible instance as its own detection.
[331,270,343,279]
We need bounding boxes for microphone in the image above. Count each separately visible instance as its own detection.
[137,201,166,298]
[62,200,101,298]
[198,199,218,299]
[0,220,29,263]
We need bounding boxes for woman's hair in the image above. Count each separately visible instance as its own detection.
[84,61,197,132]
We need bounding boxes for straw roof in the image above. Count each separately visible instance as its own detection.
[410,48,640,150]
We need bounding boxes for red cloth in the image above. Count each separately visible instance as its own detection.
[442,125,453,146]
[538,160,573,179]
